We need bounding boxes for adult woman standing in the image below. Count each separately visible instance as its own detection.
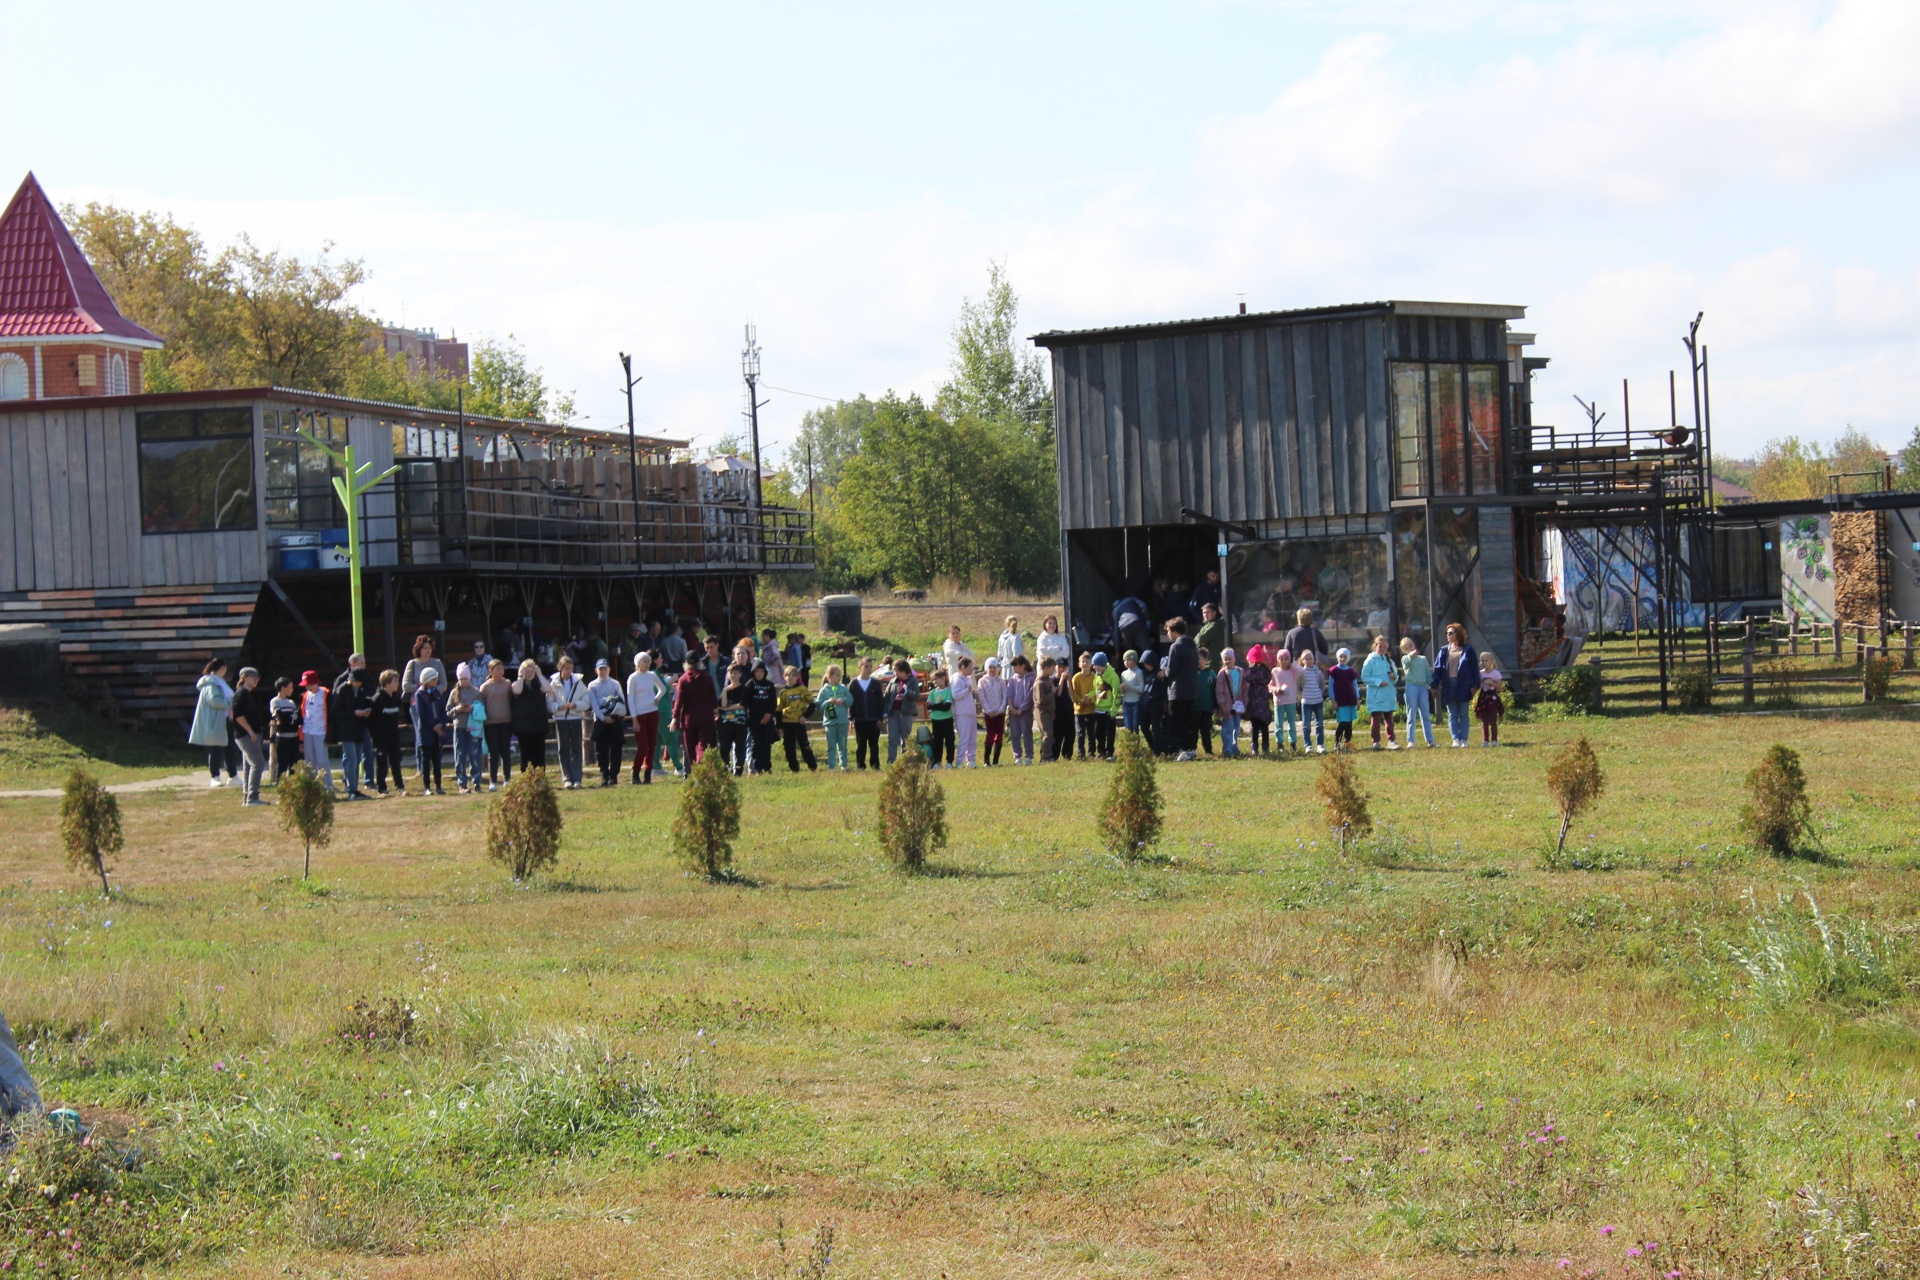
[548,655,590,789]
[1036,615,1072,670]
[510,659,552,771]
[401,635,447,701]
[625,652,667,785]
[672,650,719,772]
[478,659,515,788]
[1437,623,1480,749]
[189,658,236,786]
[941,625,975,673]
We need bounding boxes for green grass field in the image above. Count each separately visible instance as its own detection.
[5,694,1920,1278]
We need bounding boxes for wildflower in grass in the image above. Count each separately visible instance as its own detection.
[1628,1246,1643,1258]
[1600,1226,1614,1236]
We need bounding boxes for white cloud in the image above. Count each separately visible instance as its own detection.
[62,0,1920,460]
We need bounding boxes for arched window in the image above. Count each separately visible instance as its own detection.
[0,353,27,400]
[108,353,129,396]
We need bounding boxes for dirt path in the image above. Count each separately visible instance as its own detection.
[0,773,205,800]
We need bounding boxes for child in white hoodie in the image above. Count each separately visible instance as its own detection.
[977,657,1009,765]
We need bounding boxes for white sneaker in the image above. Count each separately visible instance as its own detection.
[209,777,224,788]
[1387,743,1399,751]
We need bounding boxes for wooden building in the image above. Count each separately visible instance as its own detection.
[0,386,813,723]
[0,174,811,724]
[1035,300,1536,668]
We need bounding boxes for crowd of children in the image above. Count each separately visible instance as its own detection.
[185,610,1513,806]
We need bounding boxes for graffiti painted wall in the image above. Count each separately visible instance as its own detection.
[1778,515,1834,624]
[1543,526,1751,635]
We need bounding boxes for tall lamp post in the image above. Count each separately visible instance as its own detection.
[297,429,400,659]
[619,352,642,564]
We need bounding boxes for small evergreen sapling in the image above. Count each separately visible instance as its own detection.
[877,752,947,872]
[59,767,123,898]
[674,747,741,879]
[488,766,564,881]
[1098,729,1163,861]
[1545,735,1606,859]
[1742,743,1815,856]
[1315,753,1372,853]
[277,763,334,880]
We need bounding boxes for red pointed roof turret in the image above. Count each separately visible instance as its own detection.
[0,173,163,345]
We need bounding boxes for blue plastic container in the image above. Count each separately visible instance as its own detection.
[279,532,320,572]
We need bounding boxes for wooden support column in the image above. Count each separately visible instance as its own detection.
[1742,617,1754,707]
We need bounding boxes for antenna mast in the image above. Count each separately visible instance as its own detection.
[741,324,768,566]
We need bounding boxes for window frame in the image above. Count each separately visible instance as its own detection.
[1388,360,1506,499]
[135,407,258,535]
[0,352,27,401]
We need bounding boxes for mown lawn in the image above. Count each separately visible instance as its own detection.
[3,704,1919,1278]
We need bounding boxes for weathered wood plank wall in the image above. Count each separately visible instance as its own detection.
[1049,311,1508,531]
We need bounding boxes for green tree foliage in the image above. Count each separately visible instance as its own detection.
[1544,736,1606,859]
[791,395,877,492]
[276,763,335,880]
[942,260,1052,430]
[1898,427,1920,491]
[1741,743,1815,857]
[1751,428,1890,501]
[674,748,742,879]
[63,200,571,419]
[1097,729,1163,861]
[59,767,123,898]
[468,336,575,423]
[876,753,947,872]
[784,265,1058,593]
[487,768,565,881]
[1315,753,1372,850]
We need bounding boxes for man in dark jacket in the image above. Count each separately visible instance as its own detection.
[1163,618,1200,760]
[1283,608,1331,666]
[848,657,887,770]
[1195,602,1228,668]
[330,658,374,800]
[230,667,271,807]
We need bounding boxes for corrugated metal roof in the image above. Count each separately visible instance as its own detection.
[0,383,690,448]
[1031,299,1525,346]
[0,173,165,345]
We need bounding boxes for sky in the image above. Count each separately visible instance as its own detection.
[4,0,1917,461]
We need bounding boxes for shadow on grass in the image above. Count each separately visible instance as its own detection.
[912,863,1023,880]
[707,869,763,888]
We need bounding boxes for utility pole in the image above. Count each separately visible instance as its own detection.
[619,352,642,566]
[741,324,768,566]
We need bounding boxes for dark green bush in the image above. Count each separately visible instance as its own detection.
[1741,743,1815,857]
[1538,663,1601,713]
[488,767,564,881]
[1098,729,1163,861]
[1674,667,1713,710]
[877,752,947,872]
[59,766,123,897]
[674,748,741,879]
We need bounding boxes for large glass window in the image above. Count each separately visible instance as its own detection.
[1467,366,1500,493]
[1432,364,1465,495]
[263,409,347,528]
[1389,361,1504,498]
[1228,531,1392,657]
[1392,365,1426,497]
[137,408,255,534]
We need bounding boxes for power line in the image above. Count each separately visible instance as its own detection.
[763,383,842,403]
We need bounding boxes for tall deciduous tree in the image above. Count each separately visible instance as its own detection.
[63,199,572,418]
[796,264,1058,593]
